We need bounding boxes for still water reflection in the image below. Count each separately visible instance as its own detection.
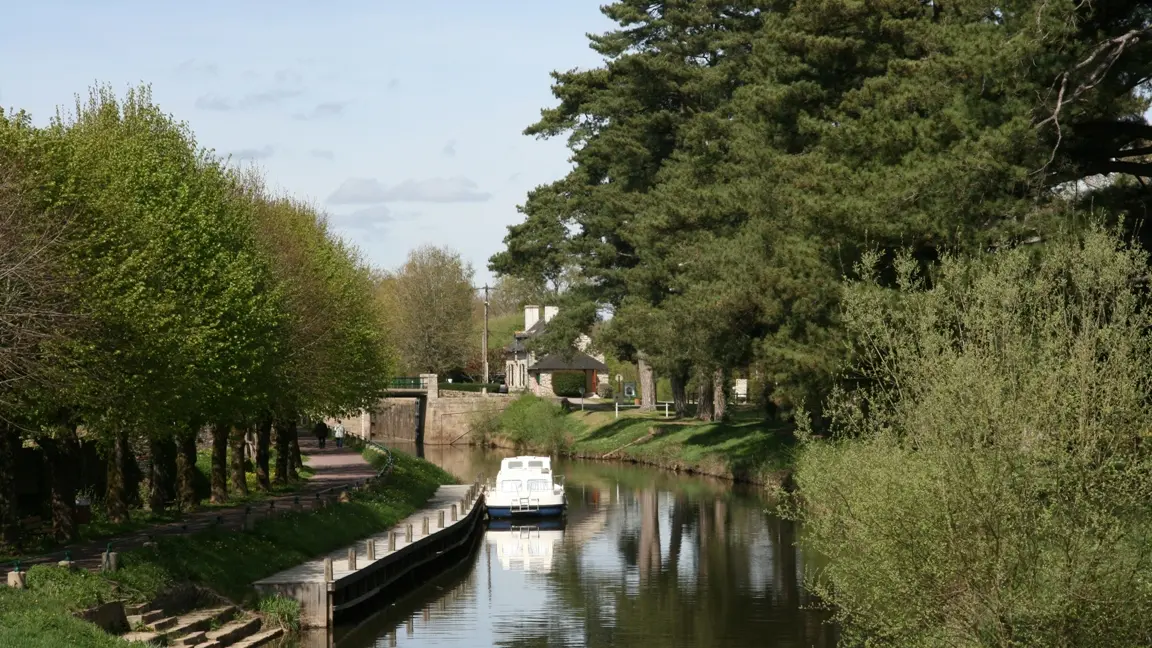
[338,443,836,648]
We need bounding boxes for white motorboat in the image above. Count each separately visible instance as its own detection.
[485,456,566,519]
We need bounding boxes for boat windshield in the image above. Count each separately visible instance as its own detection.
[500,480,523,492]
[527,479,550,491]
[506,461,524,469]
[527,460,545,469]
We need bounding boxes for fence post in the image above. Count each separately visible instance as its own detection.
[665,402,669,418]
[615,401,619,419]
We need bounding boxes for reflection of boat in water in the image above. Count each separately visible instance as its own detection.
[485,523,565,573]
[485,456,567,519]
[487,517,566,531]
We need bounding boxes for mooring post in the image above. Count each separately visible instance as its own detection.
[405,523,413,543]
[451,504,458,522]
[388,531,397,551]
[323,557,334,582]
[347,547,357,570]
[367,538,376,561]
[422,516,430,535]
[438,510,445,528]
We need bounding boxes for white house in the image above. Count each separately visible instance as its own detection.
[504,305,610,397]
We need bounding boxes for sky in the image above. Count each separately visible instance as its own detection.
[0,1,614,285]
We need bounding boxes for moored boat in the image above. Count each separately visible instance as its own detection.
[485,456,566,518]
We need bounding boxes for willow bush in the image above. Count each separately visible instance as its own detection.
[789,227,1152,647]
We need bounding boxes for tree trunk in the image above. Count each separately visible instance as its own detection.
[210,423,228,504]
[229,426,248,497]
[255,417,272,491]
[176,428,199,511]
[670,365,690,418]
[697,372,715,422]
[273,418,290,486]
[638,354,657,411]
[146,435,174,514]
[40,429,80,542]
[105,431,130,525]
[0,420,19,545]
[290,426,302,478]
[712,367,728,422]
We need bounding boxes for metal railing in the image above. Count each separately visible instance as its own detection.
[386,376,430,390]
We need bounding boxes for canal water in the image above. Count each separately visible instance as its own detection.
[335,443,837,648]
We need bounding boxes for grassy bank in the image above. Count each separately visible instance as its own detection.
[0,449,455,648]
[480,394,796,485]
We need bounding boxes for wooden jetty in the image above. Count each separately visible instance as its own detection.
[253,482,485,628]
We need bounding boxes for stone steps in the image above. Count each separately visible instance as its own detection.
[204,616,262,645]
[231,628,285,648]
[121,605,238,644]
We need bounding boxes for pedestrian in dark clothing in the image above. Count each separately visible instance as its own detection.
[313,421,329,448]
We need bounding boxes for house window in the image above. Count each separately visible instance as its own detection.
[521,364,526,387]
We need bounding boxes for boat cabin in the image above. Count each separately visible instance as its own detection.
[496,456,555,495]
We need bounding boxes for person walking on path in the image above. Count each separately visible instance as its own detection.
[333,420,346,448]
[313,420,329,448]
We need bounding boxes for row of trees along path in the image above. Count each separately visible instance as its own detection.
[13,437,375,573]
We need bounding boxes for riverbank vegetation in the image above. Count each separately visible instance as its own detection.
[489,1,1152,644]
[0,449,453,648]
[479,394,793,483]
[0,85,394,557]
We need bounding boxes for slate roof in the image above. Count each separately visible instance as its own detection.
[528,352,609,372]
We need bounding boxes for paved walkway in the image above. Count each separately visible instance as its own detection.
[14,436,377,572]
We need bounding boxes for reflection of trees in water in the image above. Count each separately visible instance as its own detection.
[534,485,837,647]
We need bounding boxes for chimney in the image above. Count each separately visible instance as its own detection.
[524,305,540,331]
[543,306,559,323]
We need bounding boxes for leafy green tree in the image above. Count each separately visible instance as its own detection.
[383,245,475,376]
[790,227,1152,646]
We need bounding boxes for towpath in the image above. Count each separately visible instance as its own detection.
[12,437,377,573]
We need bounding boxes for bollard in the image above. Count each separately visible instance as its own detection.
[323,557,333,582]
[405,523,413,543]
[367,539,376,561]
[101,551,119,573]
[451,504,458,522]
[389,531,397,551]
[422,516,429,535]
[438,510,445,528]
[347,548,357,570]
[7,570,25,589]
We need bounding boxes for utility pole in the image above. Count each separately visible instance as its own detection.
[482,284,490,385]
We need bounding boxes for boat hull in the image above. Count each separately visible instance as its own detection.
[486,505,566,519]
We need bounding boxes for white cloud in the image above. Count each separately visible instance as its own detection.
[294,101,347,120]
[383,177,491,203]
[334,205,395,230]
[442,140,457,157]
[327,176,491,204]
[229,145,276,161]
[327,178,390,205]
[195,88,304,111]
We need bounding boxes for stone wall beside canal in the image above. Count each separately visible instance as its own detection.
[365,392,515,445]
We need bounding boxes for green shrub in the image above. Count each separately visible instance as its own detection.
[258,595,301,632]
[497,394,577,453]
[595,382,613,399]
[789,227,1152,647]
[551,372,585,397]
[470,406,502,447]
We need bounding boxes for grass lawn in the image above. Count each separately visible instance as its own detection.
[0,448,455,648]
[567,404,797,483]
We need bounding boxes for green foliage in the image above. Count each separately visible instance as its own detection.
[378,245,475,377]
[258,595,301,632]
[551,372,586,398]
[789,228,1152,646]
[495,394,578,453]
[439,383,502,394]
